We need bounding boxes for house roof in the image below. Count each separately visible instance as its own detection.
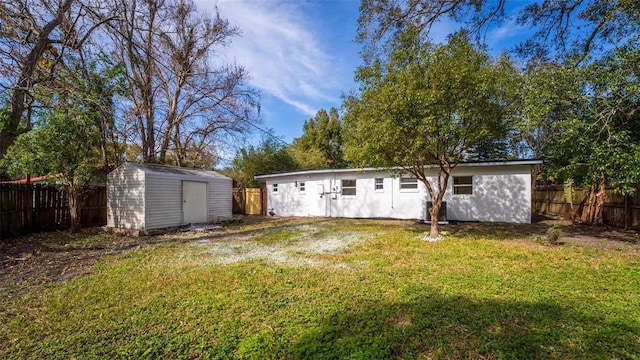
[124,162,230,181]
[1,173,63,184]
[254,159,543,180]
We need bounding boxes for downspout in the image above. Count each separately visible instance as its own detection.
[330,172,335,217]
[391,177,394,209]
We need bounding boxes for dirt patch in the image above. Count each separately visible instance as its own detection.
[200,225,363,266]
[441,220,639,251]
[0,229,143,300]
[0,217,330,300]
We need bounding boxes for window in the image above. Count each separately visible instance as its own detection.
[272,183,278,193]
[341,179,356,196]
[299,181,306,193]
[453,176,473,195]
[375,178,384,191]
[400,178,418,190]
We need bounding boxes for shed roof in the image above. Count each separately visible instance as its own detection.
[124,162,230,181]
[254,159,542,179]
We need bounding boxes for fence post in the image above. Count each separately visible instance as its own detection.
[625,194,630,230]
[33,184,39,230]
[545,186,550,214]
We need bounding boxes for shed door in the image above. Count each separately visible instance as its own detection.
[183,181,207,224]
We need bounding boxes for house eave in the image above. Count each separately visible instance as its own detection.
[254,159,543,180]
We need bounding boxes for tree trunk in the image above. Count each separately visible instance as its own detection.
[1,0,75,164]
[531,163,541,190]
[581,183,596,223]
[67,186,81,233]
[594,183,606,225]
[429,202,440,237]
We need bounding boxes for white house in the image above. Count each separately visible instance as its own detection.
[255,160,542,223]
[107,163,232,231]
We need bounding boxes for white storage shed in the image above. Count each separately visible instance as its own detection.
[107,163,232,231]
[255,160,542,224]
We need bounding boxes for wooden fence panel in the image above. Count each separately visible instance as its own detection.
[232,188,266,215]
[0,184,32,236]
[80,187,107,226]
[245,188,264,215]
[34,185,69,230]
[0,184,106,238]
[533,185,640,229]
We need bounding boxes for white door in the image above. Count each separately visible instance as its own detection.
[183,181,207,224]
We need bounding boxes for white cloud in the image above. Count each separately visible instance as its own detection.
[425,18,464,44]
[487,18,529,45]
[195,0,342,117]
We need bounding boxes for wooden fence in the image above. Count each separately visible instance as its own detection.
[232,188,266,215]
[533,185,640,229]
[0,184,107,238]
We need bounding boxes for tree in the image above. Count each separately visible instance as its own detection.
[0,0,115,166]
[1,56,123,232]
[343,30,513,237]
[357,0,640,63]
[109,0,259,166]
[229,137,298,188]
[356,0,640,229]
[286,145,327,171]
[547,47,640,224]
[289,107,346,169]
[509,62,586,186]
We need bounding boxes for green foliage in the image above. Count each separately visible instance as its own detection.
[343,30,513,170]
[2,110,103,187]
[356,0,640,204]
[1,54,123,231]
[563,180,575,203]
[510,62,584,162]
[545,47,640,195]
[344,30,514,237]
[285,145,327,170]
[545,224,564,245]
[289,107,346,169]
[0,107,10,132]
[230,137,299,188]
[1,55,123,187]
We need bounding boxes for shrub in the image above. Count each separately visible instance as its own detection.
[545,224,563,245]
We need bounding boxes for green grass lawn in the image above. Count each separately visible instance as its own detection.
[1,218,639,359]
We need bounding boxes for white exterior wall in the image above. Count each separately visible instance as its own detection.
[145,175,233,230]
[441,165,532,223]
[107,164,145,229]
[266,171,426,220]
[207,177,233,222]
[263,164,533,223]
[145,174,183,230]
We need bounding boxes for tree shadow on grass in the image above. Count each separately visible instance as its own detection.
[285,293,639,359]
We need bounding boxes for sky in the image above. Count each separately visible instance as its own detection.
[193,0,532,148]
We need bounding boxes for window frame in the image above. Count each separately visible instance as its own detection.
[272,183,278,193]
[298,181,306,194]
[341,179,357,196]
[399,177,419,191]
[374,178,384,192]
[453,176,473,195]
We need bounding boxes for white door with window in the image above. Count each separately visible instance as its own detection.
[183,181,207,224]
